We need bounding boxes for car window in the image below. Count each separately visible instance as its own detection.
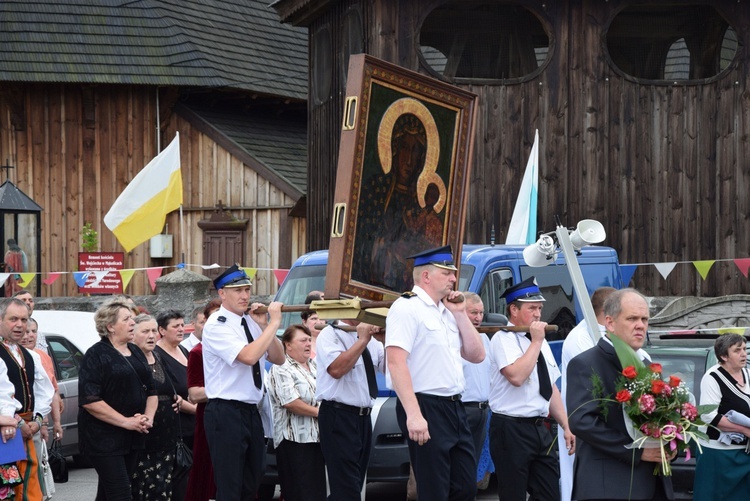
[648,353,705,400]
[46,336,84,381]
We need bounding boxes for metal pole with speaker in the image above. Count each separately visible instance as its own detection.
[523,218,607,346]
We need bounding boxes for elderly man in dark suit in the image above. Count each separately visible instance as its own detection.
[566,288,674,500]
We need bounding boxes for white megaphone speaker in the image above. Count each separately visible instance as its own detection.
[569,219,606,249]
[523,235,556,267]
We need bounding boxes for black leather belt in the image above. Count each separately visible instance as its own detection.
[208,398,258,410]
[416,393,462,402]
[321,400,372,416]
[463,401,489,409]
[493,413,548,425]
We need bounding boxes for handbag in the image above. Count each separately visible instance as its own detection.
[49,439,68,483]
[40,439,56,498]
[159,352,193,480]
[173,438,193,480]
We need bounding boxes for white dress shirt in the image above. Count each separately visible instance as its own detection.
[0,358,21,417]
[385,286,465,396]
[488,324,560,417]
[315,323,385,408]
[202,306,267,404]
[462,333,491,403]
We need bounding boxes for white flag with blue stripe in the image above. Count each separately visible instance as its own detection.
[505,129,539,245]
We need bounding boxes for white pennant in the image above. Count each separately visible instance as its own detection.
[654,262,677,280]
[201,263,220,270]
[0,273,9,287]
[90,270,112,288]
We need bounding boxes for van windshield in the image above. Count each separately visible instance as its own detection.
[274,264,326,333]
[457,264,474,291]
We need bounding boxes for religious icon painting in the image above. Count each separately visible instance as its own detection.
[325,54,478,301]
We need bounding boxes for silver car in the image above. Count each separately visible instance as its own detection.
[32,310,99,462]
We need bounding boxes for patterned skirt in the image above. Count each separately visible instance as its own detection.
[131,450,175,500]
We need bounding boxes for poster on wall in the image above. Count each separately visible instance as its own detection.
[78,252,124,294]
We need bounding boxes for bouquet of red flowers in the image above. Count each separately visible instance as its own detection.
[596,334,716,475]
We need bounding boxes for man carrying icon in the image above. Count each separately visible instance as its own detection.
[488,277,574,501]
[386,245,485,501]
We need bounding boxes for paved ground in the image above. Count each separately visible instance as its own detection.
[52,463,500,500]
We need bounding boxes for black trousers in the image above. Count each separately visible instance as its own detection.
[464,403,489,468]
[490,413,560,501]
[205,399,265,501]
[276,439,326,501]
[396,395,477,501]
[91,450,139,501]
[318,400,372,500]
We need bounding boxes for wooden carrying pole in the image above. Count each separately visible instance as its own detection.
[313,323,559,334]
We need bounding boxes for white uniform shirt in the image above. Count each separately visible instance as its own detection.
[488,324,560,417]
[0,358,21,417]
[315,323,385,408]
[202,306,267,404]
[385,286,465,396]
[180,334,200,351]
[462,333,491,403]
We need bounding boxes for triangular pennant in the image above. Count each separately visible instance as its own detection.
[654,262,677,280]
[42,273,62,285]
[718,327,746,336]
[119,269,135,291]
[620,264,638,287]
[242,267,258,281]
[734,258,750,279]
[201,263,220,270]
[17,273,35,288]
[73,272,90,287]
[146,267,163,291]
[90,270,111,288]
[273,269,289,286]
[693,260,715,280]
[0,273,10,287]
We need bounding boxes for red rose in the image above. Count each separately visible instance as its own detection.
[651,379,667,394]
[669,375,681,388]
[622,366,638,379]
[616,389,632,402]
[650,363,663,374]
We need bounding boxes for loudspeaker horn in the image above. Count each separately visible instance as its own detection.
[523,235,556,267]
[569,219,606,249]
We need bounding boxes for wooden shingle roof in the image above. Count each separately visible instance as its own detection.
[0,0,308,100]
[178,103,307,199]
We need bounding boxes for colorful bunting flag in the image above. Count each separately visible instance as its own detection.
[90,271,111,288]
[146,267,163,291]
[242,268,258,281]
[0,274,9,287]
[73,272,90,287]
[693,260,715,280]
[273,269,289,286]
[620,264,638,286]
[201,263,220,270]
[17,273,35,288]
[119,269,135,291]
[654,263,677,280]
[42,273,61,285]
[734,258,750,278]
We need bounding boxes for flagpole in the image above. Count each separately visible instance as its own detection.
[180,204,185,263]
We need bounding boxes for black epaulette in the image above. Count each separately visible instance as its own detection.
[401,291,416,298]
[217,316,226,323]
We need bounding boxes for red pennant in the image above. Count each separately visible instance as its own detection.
[42,273,61,285]
[146,267,163,291]
[735,258,750,278]
[273,269,290,286]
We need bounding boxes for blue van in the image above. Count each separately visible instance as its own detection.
[274,244,623,339]
[262,243,623,487]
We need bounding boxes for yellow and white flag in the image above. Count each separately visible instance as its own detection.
[104,133,183,252]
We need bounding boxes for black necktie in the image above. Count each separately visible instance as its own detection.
[241,318,263,389]
[362,346,378,399]
[525,333,552,400]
